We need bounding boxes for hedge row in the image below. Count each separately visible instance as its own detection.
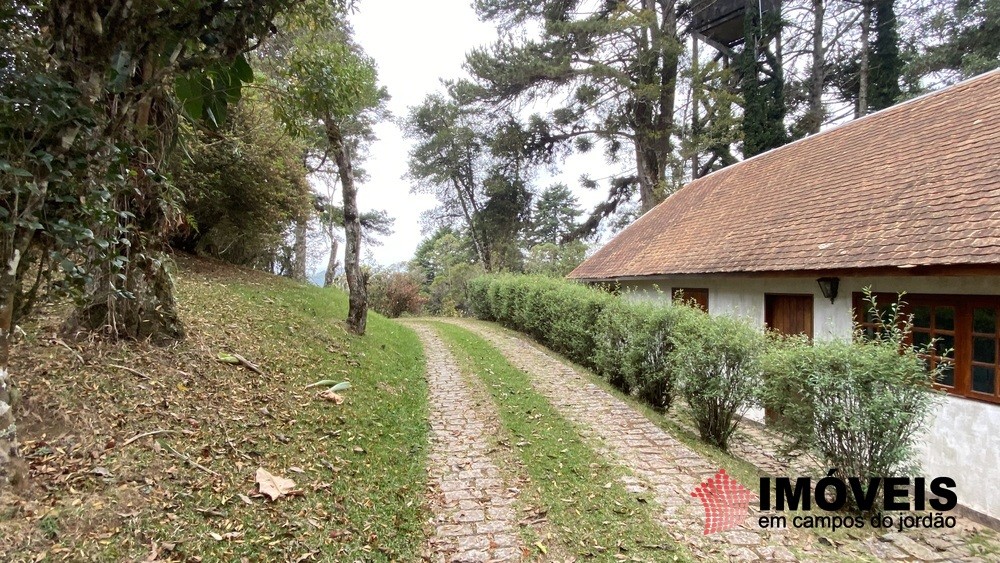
[469,274,615,368]
[468,274,765,449]
[467,275,942,488]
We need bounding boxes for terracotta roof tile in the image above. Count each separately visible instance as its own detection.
[569,70,1000,280]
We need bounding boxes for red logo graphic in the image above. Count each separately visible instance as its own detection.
[691,468,754,535]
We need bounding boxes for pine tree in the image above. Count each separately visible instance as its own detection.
[869,0,903,110]
[529,184,583,245]
[740,0,788,156]
[458,0,682,226]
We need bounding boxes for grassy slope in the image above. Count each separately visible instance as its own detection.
[434,322,691,562]
[0,256,428,562]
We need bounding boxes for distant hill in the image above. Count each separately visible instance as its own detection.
[308,270,325,286]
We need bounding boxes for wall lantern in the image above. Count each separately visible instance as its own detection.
[817,277,840,304]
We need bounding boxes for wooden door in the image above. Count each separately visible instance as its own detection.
[763,294,814,423]
[765,294,814,339]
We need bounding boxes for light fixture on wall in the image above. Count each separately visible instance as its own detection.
[817,277,840,304]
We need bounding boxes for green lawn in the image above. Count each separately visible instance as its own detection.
[1,257,429,562]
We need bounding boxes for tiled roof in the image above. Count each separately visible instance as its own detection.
[569,70,1000,280]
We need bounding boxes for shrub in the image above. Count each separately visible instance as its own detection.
[593,299,699,408]
[761,292,942,500]
[425,262,483,316]
[627,304,704,409]
[368,271,425,318]
[670,311,767,450]
[467,274,615,368]
[544,281,615,366]
[467,275,493,320]
[592,298,641,392]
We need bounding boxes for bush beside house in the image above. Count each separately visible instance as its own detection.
[761,293,943,506]
[468,275,942,495]
[671,311,769,450]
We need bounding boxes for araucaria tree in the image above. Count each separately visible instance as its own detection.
[406,95,534,273]
[457,0,683,223]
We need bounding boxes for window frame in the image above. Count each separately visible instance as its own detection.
[672,287,709,312]
[852,292,1000,404]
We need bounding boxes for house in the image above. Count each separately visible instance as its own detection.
[568,70,1000,522]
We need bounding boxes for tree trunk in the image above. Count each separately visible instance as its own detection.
[0,221,37,488]
[293,217,308,281]
[328,123,367,335]
[0,291,19,489]
[632,0,679,213]
[858,1,872,117]
[324,236,339,287]
[808,0,826,134]
[74,248,184,342]
[691,36,701,181]
[0,256,22,488]
[450,178,490,271]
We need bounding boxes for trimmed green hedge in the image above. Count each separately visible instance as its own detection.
[469,275,940,476]
[469,274,708,414]
[470,274,616,368]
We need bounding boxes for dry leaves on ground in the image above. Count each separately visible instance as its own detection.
[255,467,299,501]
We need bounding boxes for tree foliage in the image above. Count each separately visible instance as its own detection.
[0,0,319,486]
[456,0,683,229]
[906,0,1000,84]
[406,95,538,272]
[170,97,313,269]
[268,18,388,335]
[529,184,582,246]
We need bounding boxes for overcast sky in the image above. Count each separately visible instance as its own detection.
[332,0,612,268]
[346,1,494,267]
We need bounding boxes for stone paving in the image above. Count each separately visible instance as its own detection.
[443,319,999,563]
[408,323,524,562]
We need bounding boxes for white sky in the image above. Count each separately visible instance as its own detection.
[342,0,613,267]
[347,1,494,267]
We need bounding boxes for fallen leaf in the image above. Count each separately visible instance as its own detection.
[304,379,351,391]
[318,389,344,404]
[209,532,223,541]
[255,467,297,501]
[143,542,159,562]
[289,466,305,474]
[237,493,253,505]
[216,353,240,365]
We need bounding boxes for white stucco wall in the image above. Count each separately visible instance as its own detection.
[621,274,1000,520]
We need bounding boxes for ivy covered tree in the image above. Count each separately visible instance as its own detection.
[44,0,309,340]
[740,0,788,156]
[869,0,904,110]
[0,0,332,486]
[1,6,118,485]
